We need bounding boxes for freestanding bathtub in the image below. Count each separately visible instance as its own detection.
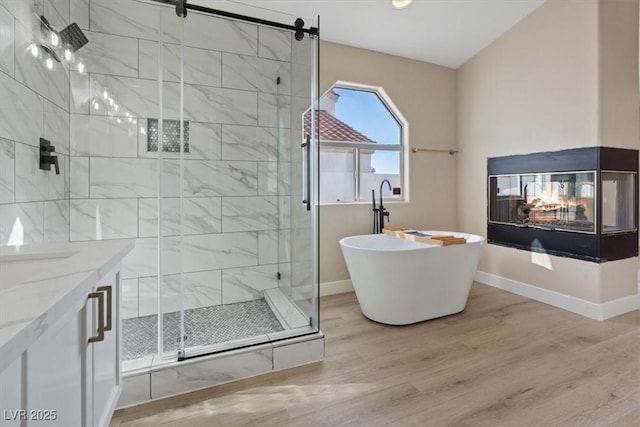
[339,231,484,325]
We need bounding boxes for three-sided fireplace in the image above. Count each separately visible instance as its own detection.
[487,147,638,263]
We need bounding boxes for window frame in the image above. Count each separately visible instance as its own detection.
[318,81,410,204]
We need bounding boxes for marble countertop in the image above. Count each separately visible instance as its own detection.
[0,240,135,373]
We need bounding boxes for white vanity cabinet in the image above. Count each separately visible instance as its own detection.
[0,265,122,427]
[85,267,122,427]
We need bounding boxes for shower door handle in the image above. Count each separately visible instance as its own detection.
[302,134,311,211]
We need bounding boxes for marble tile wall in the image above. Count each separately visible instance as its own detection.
[64,0,312,321]
[0,0,71,247]
[1,0,315,327]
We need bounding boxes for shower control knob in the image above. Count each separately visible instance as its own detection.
[51,155,60,175]
[41,155,60,175]
[39,137,60,175]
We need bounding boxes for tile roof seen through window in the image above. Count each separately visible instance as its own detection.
[304,110,375,143]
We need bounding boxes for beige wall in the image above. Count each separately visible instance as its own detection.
[457,0,639,303]
[599,0,640,149]
[319,42,457,283]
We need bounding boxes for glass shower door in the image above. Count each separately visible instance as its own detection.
[155,7,187,359]
[170,8,319,359]
[275,30,319,335]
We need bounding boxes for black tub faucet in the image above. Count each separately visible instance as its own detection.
[371,180,394,234]
[379,179,392,230]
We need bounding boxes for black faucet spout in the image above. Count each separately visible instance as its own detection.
[377,179,393,233]
[379,179,392,206]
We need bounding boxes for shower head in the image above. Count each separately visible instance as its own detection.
[38,15,89,54]
[59,23,88,53]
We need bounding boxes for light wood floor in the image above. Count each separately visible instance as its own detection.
[111,284,640,427]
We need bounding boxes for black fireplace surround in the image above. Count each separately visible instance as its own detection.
[487,147,638,263]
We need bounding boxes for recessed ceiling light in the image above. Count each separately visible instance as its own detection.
[392,0,412,9]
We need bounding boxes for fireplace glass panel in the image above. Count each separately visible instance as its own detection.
[489,171,596,233]
[601,171,636,234]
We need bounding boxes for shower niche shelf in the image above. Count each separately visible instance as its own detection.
[487,147,638,263]
[147,118,190,153]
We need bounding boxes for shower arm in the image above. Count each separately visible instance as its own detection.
[150,0,319,38]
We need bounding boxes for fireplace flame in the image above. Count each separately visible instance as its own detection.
[519,186,590,227]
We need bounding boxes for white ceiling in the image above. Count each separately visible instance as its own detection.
[202,0,546,69]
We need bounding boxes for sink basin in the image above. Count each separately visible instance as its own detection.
[0,250,78,289]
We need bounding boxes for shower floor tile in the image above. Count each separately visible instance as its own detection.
[122,299,284,361]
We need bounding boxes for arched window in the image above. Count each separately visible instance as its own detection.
[316,82,408,203]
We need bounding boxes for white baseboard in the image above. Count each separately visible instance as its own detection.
[474,271,640,321]
[601,294,640,320]
[320,279,354,296]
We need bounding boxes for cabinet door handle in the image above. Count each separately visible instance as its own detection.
[88,291,105,343]
[97,285,112,332]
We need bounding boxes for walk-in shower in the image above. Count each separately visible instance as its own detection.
[68,0,320,390]
[0,0,320,403]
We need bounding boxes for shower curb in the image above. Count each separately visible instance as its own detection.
[117,332,324,408]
